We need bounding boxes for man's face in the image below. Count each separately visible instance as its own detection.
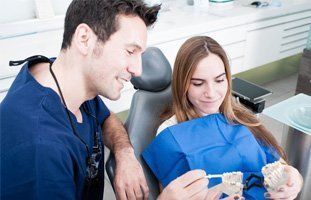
[88,15,147,100]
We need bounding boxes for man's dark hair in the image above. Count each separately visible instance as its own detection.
[61,0,161,50]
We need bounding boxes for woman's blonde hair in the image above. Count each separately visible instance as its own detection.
[169,36,285,158]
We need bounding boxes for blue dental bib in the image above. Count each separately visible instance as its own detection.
[142,113,279,199]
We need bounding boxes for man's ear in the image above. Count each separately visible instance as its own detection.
[73,23,96,56]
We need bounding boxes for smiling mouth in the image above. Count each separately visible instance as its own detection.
[202,99,218,103]
[117,77,130,89]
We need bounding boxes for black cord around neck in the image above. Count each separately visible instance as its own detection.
[48,63,91,161]
[48,62,105,199]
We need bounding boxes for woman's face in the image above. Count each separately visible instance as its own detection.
[187,53,228,116]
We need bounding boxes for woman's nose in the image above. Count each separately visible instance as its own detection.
[204,84,216,98]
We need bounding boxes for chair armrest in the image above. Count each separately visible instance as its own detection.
[105,152,116,192]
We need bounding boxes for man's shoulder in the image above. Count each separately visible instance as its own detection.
[1,81,49,126]
[0,88,71,152]
[1,73,48,111]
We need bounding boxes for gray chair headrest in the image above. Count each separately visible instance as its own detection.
[131,47,172,92]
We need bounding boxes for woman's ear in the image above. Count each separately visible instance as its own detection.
[72,23,96,56]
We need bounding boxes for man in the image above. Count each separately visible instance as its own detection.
[0,0,238,199]
[1,0,159,199]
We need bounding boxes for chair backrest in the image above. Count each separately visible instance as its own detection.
[106,47,172,200]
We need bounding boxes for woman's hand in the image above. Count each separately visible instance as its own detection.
[264,165,303,200]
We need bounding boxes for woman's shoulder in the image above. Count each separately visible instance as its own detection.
[156,115,178,136]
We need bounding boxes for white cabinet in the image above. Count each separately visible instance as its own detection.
[154,38,188,67]
[1,1,311,112]
[206,25,247,74]
[154,25,247,74]
[280,16,311,58]
[244,25,283,69]
[244,10,311,70]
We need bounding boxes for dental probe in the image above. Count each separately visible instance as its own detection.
[205,174,223,179]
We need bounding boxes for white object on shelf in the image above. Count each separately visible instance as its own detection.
[34,0,54,19]
[209,0,234,10]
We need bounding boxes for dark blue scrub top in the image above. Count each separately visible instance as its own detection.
[1,59,110,199]
[142,113,280,200]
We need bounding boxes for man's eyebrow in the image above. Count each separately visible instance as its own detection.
[126,43,143,51]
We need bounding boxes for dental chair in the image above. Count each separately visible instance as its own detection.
[105,47,172,200]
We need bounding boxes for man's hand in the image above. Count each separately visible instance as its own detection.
[114,147,149,200]
[157,170,245,200]
[157,170,209,200]
[102,113,149,199]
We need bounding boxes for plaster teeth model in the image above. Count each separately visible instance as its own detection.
[206,171,243,196]
[262,161,287,192]
[222,172,244,195]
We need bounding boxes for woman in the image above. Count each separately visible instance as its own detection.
[142,36,303,199]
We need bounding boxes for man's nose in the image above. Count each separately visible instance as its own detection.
[128,55,142,77]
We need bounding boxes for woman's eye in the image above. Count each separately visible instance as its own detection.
[216,79,225,83]
[192,82,203,86]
